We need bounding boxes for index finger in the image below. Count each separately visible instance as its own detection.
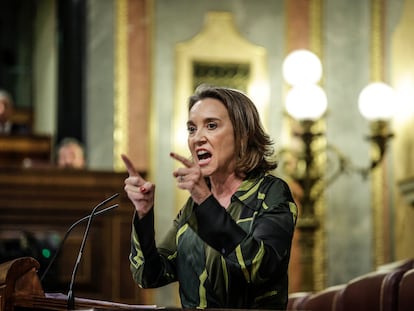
[170,152,194,168]
[121,154,140,177]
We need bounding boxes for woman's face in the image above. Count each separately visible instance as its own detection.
[187,98,236,178]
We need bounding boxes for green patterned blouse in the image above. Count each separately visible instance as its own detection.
[130,173,298,310]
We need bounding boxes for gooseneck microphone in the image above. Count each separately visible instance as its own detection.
[40,203,119,282]
[66,193,120,310]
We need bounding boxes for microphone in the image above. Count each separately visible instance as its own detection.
[40,203,119,282]
[66,193,120,310]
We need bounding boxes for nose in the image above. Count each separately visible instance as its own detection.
[191,127,207,144]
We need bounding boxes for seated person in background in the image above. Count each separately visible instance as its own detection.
[57,137,86,169]
[0,89,29,135]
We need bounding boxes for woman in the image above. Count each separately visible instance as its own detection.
[122,85,298,309]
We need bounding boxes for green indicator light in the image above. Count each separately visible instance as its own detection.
[42,248,51,258]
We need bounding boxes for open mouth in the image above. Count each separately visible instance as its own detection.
[197,150,212,163]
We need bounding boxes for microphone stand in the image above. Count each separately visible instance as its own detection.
[40,204,119,282]
[67,193,119,310]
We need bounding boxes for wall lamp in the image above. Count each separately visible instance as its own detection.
[280,49,395,291]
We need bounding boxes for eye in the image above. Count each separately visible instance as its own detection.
[187,124,196,135]
[206,122,217,130]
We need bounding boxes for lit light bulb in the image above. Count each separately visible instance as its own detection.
[282,49,323,86]
[285,84,328,120]
[358,82,395,120]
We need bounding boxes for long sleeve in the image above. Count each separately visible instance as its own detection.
[188,175,297,286]
[193,195,247,256]
[129,209,178,288]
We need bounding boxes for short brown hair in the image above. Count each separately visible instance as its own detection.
[188,85,277,177]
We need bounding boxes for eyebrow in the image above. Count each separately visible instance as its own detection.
[187,117,221,125]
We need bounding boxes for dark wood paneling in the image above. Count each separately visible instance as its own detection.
[0,135,52,167]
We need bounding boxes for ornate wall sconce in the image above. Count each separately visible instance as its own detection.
[280,49,395,291]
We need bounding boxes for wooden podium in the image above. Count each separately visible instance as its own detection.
[0,257,158,311]
[0,167,147,306]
